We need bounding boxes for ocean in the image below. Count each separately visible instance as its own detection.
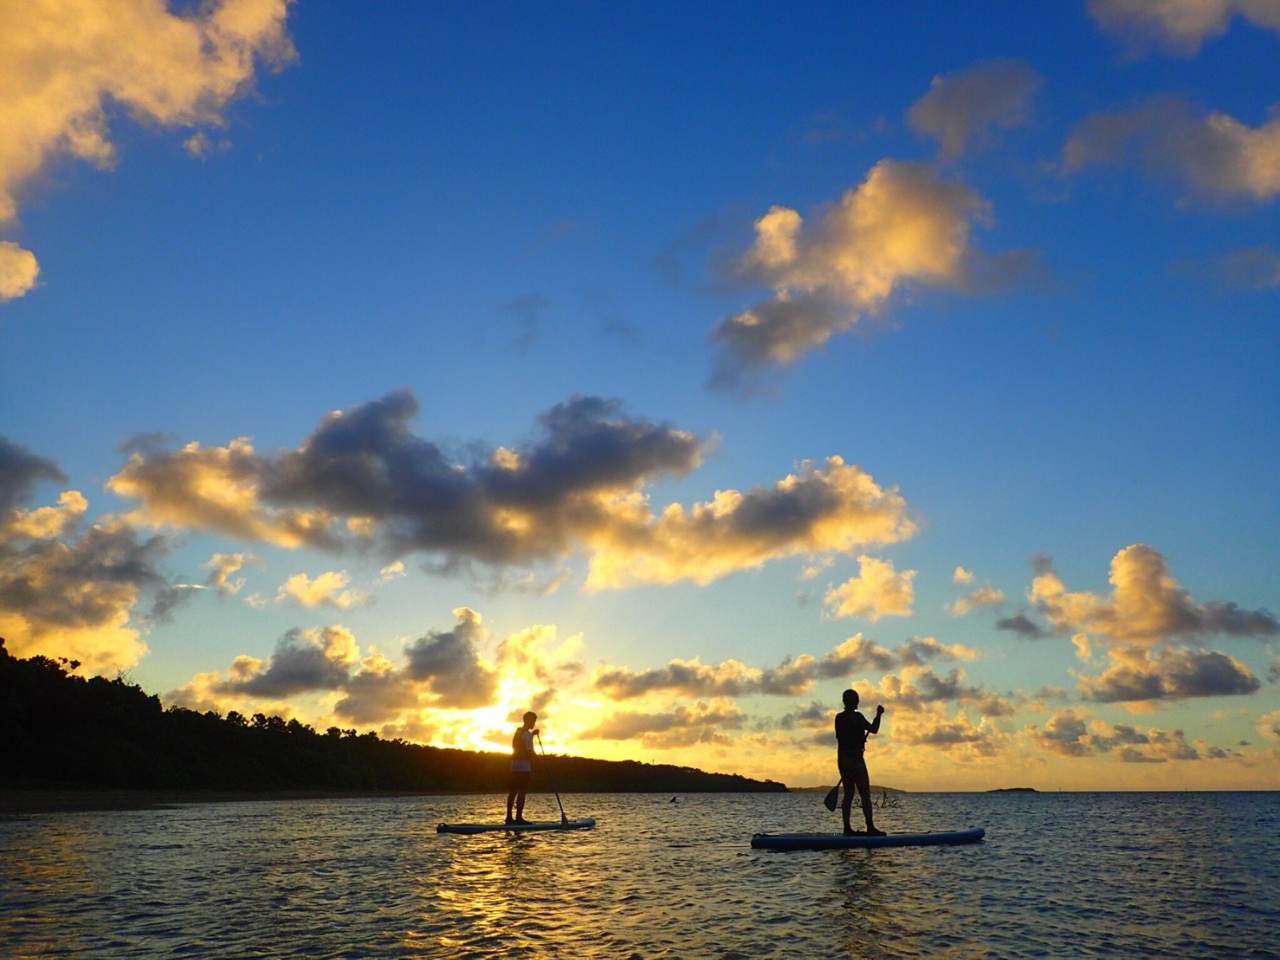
[2,792,1277,958]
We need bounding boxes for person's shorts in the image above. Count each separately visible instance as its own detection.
[508,770,531,791]
[838,754,868,783]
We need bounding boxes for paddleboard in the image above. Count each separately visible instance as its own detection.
[437,818,596,835]
[751,827,984,850]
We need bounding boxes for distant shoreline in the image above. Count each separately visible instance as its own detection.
[0,788,788,814]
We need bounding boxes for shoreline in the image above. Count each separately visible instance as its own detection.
[0,788,790,814]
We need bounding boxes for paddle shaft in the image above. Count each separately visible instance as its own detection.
[536,732,569,823]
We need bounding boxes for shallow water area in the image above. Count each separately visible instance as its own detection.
[2,792,1277,958]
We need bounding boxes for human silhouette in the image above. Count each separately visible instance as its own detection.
[506,711,538,824]
[835,689,885,836]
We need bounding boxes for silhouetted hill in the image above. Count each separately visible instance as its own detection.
[0,639,784,794]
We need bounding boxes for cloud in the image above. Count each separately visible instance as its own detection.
[895,636,980,667]
[1033,709,1091,756]
[205,552,254,596]
[594,633,975,701]
[586,455,917,589]
[501,293,550,354]
[214,625,359,698]
[864,665,1016,717]
[1078,646,1260,703]
[379,560,406,581]
[1205,247,1280,289]
[0,438,184,674]
[953,566,974,584]
[112,391,919,591]
[823,555,915,620]
[0,437,65,516]
[996,611,1047,638]
[276,570,369,609]
[907,59,1042,158]
[580,699,745,748]
[895,711,1000,755]
[1033,709,1227,763]
[0,0,295,300]
[776,700,832,730]
[402,608,498,708]
[0,242,39,302]
[1064,96,1280,204]
[1258,709,1280,744]
[1088,0,1280,55]
[1030,545,1279,644]
[711,161,1013,383]
[172,607,517,724]
[949,585,1006,617]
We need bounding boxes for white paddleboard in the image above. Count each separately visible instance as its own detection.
[437,818,596,835]
[751,827,984,850]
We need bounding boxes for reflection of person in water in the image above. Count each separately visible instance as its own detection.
[835,690,885,836]
[506,711,538,825]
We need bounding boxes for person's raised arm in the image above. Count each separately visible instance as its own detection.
[868,705,884,734]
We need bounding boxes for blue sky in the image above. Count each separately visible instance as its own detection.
[2,0,1278,787]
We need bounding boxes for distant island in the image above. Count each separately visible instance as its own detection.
[0,640,785,803]
[988,787,1038,793]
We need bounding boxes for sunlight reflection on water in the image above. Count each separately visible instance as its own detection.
[2,792,1278,958]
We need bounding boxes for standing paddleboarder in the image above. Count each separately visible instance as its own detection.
[506,711,538,825]
[835,689,885,836]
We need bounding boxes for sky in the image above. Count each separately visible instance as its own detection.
[2,0,1279,790]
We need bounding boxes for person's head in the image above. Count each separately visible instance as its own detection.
[523,711,538,729]
[842,689,859,710]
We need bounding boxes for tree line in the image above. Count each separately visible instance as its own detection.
[0,639,785,794]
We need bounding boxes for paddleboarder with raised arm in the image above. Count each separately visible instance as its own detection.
[506,711,538,825]
[835,689,885,836]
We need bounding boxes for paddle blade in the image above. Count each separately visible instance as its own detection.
[823,784,840,811]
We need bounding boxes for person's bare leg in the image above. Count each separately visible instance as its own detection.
[854,761,882,834]
[841,769,857,834]
[506,786,516,823]
[516,788,527,823]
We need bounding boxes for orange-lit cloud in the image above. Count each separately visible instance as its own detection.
[711,161,1007,381]
[824,555,916,621]
[0,241,39,302]
[1065,96,1280,203]
[1,437,181,673]
[276,570,370,609]
[1089,0,1280,55]
[108,392,916,590]
[0,0,294,300]
[948,584,1006,617]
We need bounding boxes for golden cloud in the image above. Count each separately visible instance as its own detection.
[823,555,916,621]
[0,241,39,301]
[0,0,295,298]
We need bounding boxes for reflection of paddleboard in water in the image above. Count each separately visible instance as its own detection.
[437,818,596,835]
[751,827,983,850]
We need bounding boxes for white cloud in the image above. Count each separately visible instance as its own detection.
[379,560,407,581]
[953,566,974,584]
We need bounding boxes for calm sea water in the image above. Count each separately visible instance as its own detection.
[2,792,1277,958]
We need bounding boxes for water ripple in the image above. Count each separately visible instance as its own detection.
[1,793,1278,958]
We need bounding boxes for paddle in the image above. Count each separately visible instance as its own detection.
[823,778,842,812]
[536,732,570,824]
